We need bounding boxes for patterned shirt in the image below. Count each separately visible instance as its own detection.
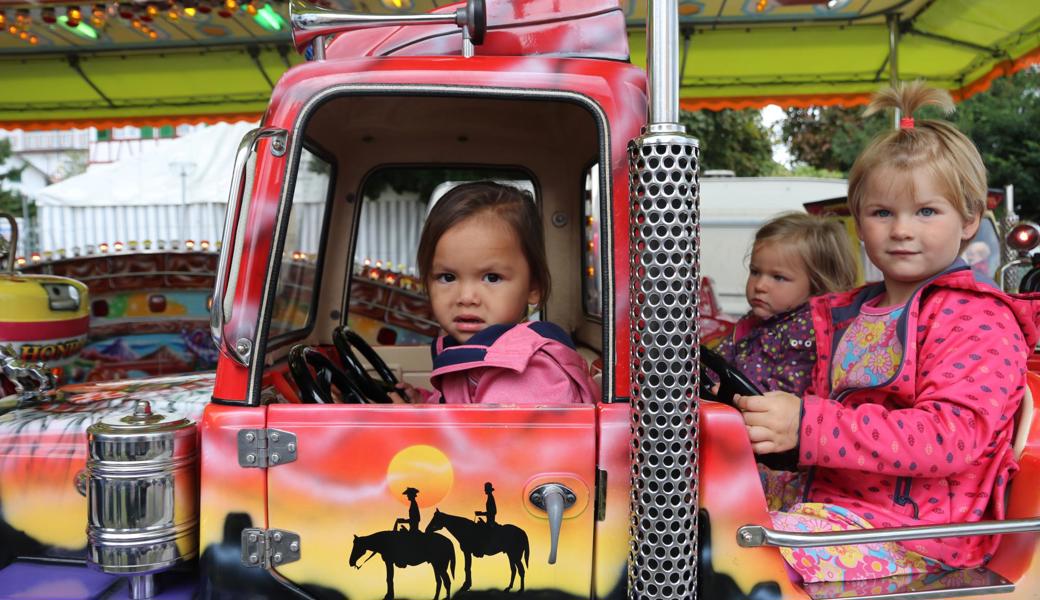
[831,298,905,395]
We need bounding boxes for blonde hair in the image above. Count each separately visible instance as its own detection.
[847,80,987,224]
[753,212,858,295]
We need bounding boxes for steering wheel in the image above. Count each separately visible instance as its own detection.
[1020,266,1040,293]
[332,326,400,404]
[699,344,761,405]
[288,345,370,404]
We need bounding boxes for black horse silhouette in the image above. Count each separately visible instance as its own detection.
[349,530,455,600]
[426,509,529,593]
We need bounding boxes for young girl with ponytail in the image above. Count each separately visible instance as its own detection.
[734,81,1040,583]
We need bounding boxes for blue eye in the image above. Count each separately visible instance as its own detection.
[919,207,936,217]
[873,209,891,218]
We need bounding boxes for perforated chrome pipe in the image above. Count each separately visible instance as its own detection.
[627,131,701,600]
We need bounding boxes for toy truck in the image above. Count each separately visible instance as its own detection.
[0,1,1038,599]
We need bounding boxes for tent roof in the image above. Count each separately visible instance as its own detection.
[34,121,256,207]
[2,0,1039,130]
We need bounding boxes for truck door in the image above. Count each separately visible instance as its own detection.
[263,403,597,599]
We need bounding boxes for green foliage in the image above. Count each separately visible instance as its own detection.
[0,139,26,216]
[679,109,779,176]
[955,70,1040,220]
[781,106,887,173]
[780,70,1040,220]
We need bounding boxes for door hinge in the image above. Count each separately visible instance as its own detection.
[237,428,297,468]
[241,528,301,569]
[595,467,607,521]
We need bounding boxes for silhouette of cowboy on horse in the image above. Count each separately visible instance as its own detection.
[474,482,497,527]
[393,487,421,532]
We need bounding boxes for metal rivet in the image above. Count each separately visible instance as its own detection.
[273,553,283,564]
[245,432,255,442]
[551,212,568,228]
[249,554,258,564]
[248,533,258,543]
[289,541,299,553]
[246,454,256,464]
[270,432,279,443]
[272,532,282,542]
[270,453,280,464]
[740,530,753,543]
[287,442,296,453]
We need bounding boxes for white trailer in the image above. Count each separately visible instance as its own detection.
[699,176,848,314]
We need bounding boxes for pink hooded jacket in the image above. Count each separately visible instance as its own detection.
[423,321,598,404]
[801,261,1040,567]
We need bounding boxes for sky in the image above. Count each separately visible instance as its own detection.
[761,104,792,167]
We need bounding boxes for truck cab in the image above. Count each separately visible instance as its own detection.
[1,1,1038,600]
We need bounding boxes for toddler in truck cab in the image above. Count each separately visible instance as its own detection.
[394,182,597,405]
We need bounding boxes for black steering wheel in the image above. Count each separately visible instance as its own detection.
[1020,265,1040,293]
[288,345,370,404]
[332,326,400,404]
[699,344,761,405]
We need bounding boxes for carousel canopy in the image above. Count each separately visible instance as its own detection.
[1,0,1038,130]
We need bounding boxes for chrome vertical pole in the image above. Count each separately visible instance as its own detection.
[628,1,701,599]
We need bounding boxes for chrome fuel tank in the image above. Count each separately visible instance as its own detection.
[86,399,199,575]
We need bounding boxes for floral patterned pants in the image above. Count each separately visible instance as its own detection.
[759,465,947,583]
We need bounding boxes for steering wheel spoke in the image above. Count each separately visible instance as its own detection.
[699,345,761,406]
[333,326,400,403]
[288,345,369,404]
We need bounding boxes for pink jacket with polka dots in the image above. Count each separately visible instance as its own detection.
[801,261,1040,567]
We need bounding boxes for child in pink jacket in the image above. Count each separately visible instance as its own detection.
[395,182,597,405]
[734,82,1040,583]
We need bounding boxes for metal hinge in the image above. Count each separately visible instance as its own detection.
[237,428,297,468]
[595,468,607,521]
[241,528,301,569]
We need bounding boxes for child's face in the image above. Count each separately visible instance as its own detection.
[427,213,541,343]
[857,167,980,305]
[745,241,812,319]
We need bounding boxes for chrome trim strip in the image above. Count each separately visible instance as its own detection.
[213,127,286,366]
[212,128,260,355]
[737,517,1040,548]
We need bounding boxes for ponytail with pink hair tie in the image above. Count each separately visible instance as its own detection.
[899,116,915,129]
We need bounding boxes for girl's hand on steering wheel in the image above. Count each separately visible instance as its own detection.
[391,382,423,404]
[734,391,801,455]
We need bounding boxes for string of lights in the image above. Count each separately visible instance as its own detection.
[1,0,292,46]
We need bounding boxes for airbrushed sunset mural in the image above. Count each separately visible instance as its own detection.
[260,404,597,599]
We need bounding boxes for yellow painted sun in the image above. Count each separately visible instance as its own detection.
[386,444,454,508]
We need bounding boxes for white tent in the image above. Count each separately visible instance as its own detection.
[33,122,257,252]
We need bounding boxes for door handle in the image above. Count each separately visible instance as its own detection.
[529,483,576,564]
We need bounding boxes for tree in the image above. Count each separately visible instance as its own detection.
[780,69,1040,219]
[679,109,779,176]
[0,139,26,216]
[781,106,885,173]
[955,70,1040,219]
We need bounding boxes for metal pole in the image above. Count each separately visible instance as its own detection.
[180,170,187,243]
[887,13,901,128]
[19,195,30,256]
[169,161,196,245]
[647,0,682,132]
[629,1,702,599]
